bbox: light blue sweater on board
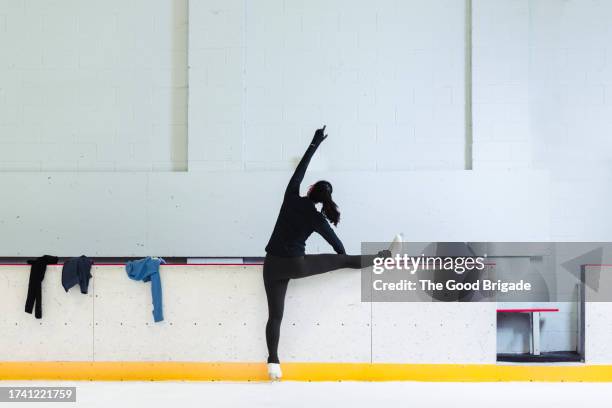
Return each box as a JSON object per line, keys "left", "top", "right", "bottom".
{"left": 126, "top": 257, "right": 165, "bottom": 322}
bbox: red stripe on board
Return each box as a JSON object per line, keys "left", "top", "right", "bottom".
{"left": 0, "top": 263, "right": 263, "bottom": 267}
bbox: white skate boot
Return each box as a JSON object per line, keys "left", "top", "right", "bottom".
{"left": 388, "top": 233, "right": 404, "bottom": 257}
{"left": 267, "top": 363, "right": 282, "bottom": 381}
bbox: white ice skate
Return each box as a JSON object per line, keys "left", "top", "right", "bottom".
{"left": 267, "top": 363, "right": 282, "bottom": 381}
{"left": 388, "top": 233, "right": 404, "bottom": 257}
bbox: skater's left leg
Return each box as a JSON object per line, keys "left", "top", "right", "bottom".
{"left": 287, "top": 252, "right": 384, "bottom": 279}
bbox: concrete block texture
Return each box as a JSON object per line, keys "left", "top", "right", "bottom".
{"left": 0, "top": 264, "right": 490, "bottom": 363}
{"left": 188, "top": 0, "right": 467, "bottom": 172}
{"left": 0, "top": 0, "right": 188, "bottom": 171}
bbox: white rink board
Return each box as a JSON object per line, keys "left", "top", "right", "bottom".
{"left": 583, "top": 266, "right": 612, "bottom": 364}
{"left": 0, "top": 264, "right": 500, "bottom": 363}
{"left": 372, "top": 303, "right": 497, "bottom": 363}
{"left": 4, "top": 264, "right": 611, "bottom": 363}
{"left": 584, "top": 303, "right": 612, "bottom": 364}
{"left": 92, "top": 265, "right": 268, "bottom": 362}
{"left": 0, "top": 266, "right": 94, "bottom": 361}
{"left": 281, "top": 269, "right": 371, "bottom": 362}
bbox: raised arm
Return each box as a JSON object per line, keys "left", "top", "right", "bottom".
{"left": 285, "top": 126, "right": 328, "bottom": 197}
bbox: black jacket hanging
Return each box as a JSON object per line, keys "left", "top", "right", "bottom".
{"left": 25, "top": 255, "right": 58, "bottom": 319}
{"left": 62, "top": 255, "right": 93, "bottom": 294}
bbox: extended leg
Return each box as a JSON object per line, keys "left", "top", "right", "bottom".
{"left": 288, "top": 252, "right": 386, "bottom": 279}
{"left": 264, "top": 276, "right": 289, "bottom": 364}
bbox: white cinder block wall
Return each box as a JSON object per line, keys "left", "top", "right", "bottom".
{"left": 189, "top": 0, "right": 466, "bottom": 172}
{"left": 473, "top": 0, "right": 612, "bottom": 355}
{"left": 529, "top": 0, "right": 612, "bottom": 241}
{"left": 0, "top": 0, "right": 188, "bottom": 171}
{"left": 472, "top": 0, "right": 531, "bottom": 169}
{"left": 2, "top": 1, "right": 610, "bottom": 246}
{"left": 474, "top": 0, "right": 612, "bottom": 240}
{"left": 2, "top": 0, "right": 554, "bottom": 259}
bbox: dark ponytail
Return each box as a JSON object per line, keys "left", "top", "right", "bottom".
{"left": 308, "top": 180, "right": 340, "bottom": 226}
{"left": 321, "top": 190, "right": 340, "bottom": 226}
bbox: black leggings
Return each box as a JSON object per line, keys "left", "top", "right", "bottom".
{"left": 263, "top": 252, "right": 383, "bottom": 364}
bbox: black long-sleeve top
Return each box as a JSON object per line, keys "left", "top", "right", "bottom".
{"left": 265, "top": 140, "right": 345, "bottom": 257}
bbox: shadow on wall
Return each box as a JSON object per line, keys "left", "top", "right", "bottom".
{"left": 171, "top": 0, "right": 189, "bottom": 172}
{"left": 497, "top": 313, "right": 531, "bottom": 353}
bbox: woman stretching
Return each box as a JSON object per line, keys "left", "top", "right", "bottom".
{"left": 263, "top": 125, "right": 402, "bottom": 380}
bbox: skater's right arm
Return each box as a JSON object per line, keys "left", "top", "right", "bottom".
{"left": 313, "top": 213, "right": 346, "bottom": 254}
{"left": 285, "top": 126, "right": 327, "bottom": 197}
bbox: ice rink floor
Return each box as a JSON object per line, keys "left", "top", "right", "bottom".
{"left": 1, "top": 381, "right": 612, "bottom": 407}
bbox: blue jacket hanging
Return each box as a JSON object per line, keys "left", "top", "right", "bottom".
{"left": 62, "top": 255, "right": 93, "bottom": 294}
{"left": 126, "top": 257, "right": 165, "bottom": 322}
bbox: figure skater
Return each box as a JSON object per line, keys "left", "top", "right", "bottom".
{"left": 263, "top": 125, "right": 402, "bottom": 380}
